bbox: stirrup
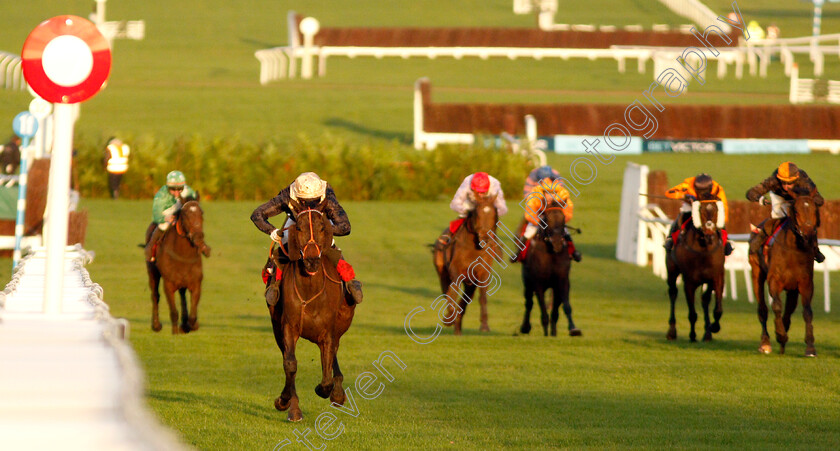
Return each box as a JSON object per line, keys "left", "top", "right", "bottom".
{"left": 571, "top": 250, "right": 582, "bottom": 262}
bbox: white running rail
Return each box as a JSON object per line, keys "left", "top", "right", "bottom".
{"left": 656, "top": 0, "right": 730, "bottom": 32}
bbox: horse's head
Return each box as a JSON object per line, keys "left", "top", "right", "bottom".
{"left": 469, "top": 193, "right": 498, "bottom": 248}
{"left": 539, "top": 199, "right": 567, "bottom": 253}
{"left": 790, "top": 189, "right": 818, "bottom": 241}
{"left": 691, "top": 196, "right": 724, "bottom": 238}
{"left": 178, "top": 200, "right": 210, "bottom": 257}
{"left": 289, "top": 199, "right": 332, "bottom": 275}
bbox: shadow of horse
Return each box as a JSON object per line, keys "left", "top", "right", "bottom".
{"left": 433, "top": 194, "right": 500, "bottom": 335}
{"left": 666, "top": 197, "right": 725, "bottom": 342}
{"left": 146, "top": 198, "right": 211, "bottom": 334}
{"left": 750, "top": 193, "right": 819, "bottom": 357}
{"left": 520, "top": 199, "right": 580, "bottom": 337}
{"left": 269, "top": 199, "right": 356, "bottom": 422}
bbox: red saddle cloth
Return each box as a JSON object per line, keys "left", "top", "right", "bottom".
{"left": 449, "top": 218, "right": 465, "bottom": 234}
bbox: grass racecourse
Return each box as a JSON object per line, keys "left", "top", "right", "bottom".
{"left": 3, "top": 1, "right": 840, "bottom": 450}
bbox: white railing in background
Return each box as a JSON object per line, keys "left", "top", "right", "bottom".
{"left": 0, "top": 52, "right": 26, "bottom": 91}
{"left": 656, "top": 0, "right": 730, "bottom": 33}
{"left": 789, "top": 62, "right": 840, "bottom": 104}
{"left": 0, "top": 246, "right": 186, "bottom": 450}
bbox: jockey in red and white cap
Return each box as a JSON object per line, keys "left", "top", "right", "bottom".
{"left": 436, "top": 172, "right": 507, "bottom": 246}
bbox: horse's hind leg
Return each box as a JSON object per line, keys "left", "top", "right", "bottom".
{"left": 147, "top": 263, "right": 163, "bottom": 332}
{"left": 276, "top": 322, "right": 302, "bottom": 422}
{"left": 314, "top": 338, "right": 335, "bottom": 400}
{"left": 535, "top": 287, "right": 549, "bottom": 336}
{"left": 710, "top": 276, "right": 724, "bottom": 335}
{"left": 329, "top": 346, "right": 346, "bottom": 405}
{"left": 520, "top": 282, "right": 534, "bottom": 334}
{"left": 454, "top": 283, "right": 476, "bottom": 336}
{"left": 768, "top": 283, "right": 787, "bottom": 354}
{"left": 477, "top": 286, "right": 490, "bottom": 333}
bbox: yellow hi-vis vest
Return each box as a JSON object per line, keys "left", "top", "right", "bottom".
{"left": 106, "top": 143, "right": 130, "bottom": 174}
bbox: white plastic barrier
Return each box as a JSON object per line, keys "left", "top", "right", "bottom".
{"left": 0, "top": 52, "right": 26, "bottom": 91}
{"left": 0, "top": 246, "right": 185, "bottom": 450}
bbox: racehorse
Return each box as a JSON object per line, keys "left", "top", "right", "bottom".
{"left": 749, "top": 192, "right": 819, "bottom": 356}
{"left": 433, "top": 193, "right": 500, "bottom": 335}
{"left": 146, "top": 198, "right": 211, "bottom": 334}
{"left": 666, "top": 197, "right": 725, "bottom": 342}
{"left": 520, "top": 199, "right": 580, "bottom": 337}
{"left": 270, "top": 199, "right": 355, "bottom": 422}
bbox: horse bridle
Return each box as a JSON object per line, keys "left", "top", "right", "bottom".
{"left": 296, "top": 208, "right": 325, "bottom": 262}
{"left": 175, "top": 204, "right": 203, "bottom": 249}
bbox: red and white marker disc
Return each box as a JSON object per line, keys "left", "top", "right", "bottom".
{"left": 22, "top": 15, "right": 111, "bottom": 104}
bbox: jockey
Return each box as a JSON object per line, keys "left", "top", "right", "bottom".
{"left": 145, "top": 170, "right": 199, "bottom": 262}
{"left": 746, "top": 162, "right": 825, "bottom": 262}
{"left": 250, "top": 172, "right": 363, "bottom": 305}
{"left": 522, "top": 165, "right": 560, "bottom": 198}
{"left": 663, "top": 173, "right": 733, "bottom": 256}
{"left": 514, "top": 173, "right": 581, "bottom": 262}
{"left": 436, "top": 172, "right": 508, "bottom": 246}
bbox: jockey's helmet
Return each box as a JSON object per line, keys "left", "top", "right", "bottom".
{"left": 534, "top": 165, "right": 556, "bottom": 182}
{"left": 777, "top": 162, "right": 799, "bottom": 182}
{"left": 290, "top": 172, "right": 327, "bottom": 202}
{"left": 470, "top": 172, "right": 490, "bottom": 194}
{"left": 166, "top": 170, "right": 186, "bottom": 188}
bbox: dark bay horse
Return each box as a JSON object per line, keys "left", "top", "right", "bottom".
{"left": 520, "top": 199, "right": 580, "bottom": 337}
{"left": 750, "top": 193, "right": 819, "bottom": 356}
{"left": 666, "top": 198, "right": 725, "bottom": 342}
{"left": 147, "top": 200, "right": 211, "bottom": 334}
{"left": 433, "top": 194, "right": 500, "bottom": 335}
{"left": 270, "top": 199, "right": 355, "bottom": 422}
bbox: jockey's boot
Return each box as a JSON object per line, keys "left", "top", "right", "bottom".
{"left": 814, "top": 241, "right": 826, "bottom": 263}
{"left": 566, "top": 233, "right": 582, "bottom": 262}
{"left": 346, "top": 280, "right": 363, "bottom": 304}
{"left": 663, "top": 219, "right": 680, "bottom": 253}
{"left": 434, "top": 228, "right": 453, "bottom": 253}
{"left": 145, "top": 227, "right": 166, "bottom": 262}
{"left": 511, "top": 232, "right": 527, "bottom": 263}
{"left": 724, "top": 241, "right": 733, "bottom": 256}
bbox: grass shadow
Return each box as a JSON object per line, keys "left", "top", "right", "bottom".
{"left": 323, "top": 117, "right": 412, "bottom": 143}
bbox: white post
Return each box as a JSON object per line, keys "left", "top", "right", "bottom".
{"left": 413, "top": 78, "right": 426, "bottom": 150}
{"left": 790, "top": 63, "right": 799, "bottom": 104}
{"left": 43, "top": 103, "right": 74, "bottom": 315}
{"left": 299, "top": 17, "right": 320, "bottom": 80}
{"left": 94, "top": 0, "right": 107, "bottom": 26}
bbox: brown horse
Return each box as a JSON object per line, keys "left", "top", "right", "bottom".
{"left": 666, "top": 197, "right": 725, "bottom": 342}
{"left": 270, "top": 199, "right": 355, "bottom": 422}
{"left": 433, "top": 194, "right": 500, "bottom": 335}
{"left": 146, "top": 199, "right": 211, "bottom": 334}
{"left": 750, "top": 193, "right": 819, "bottom": 356}
{"left": 520, "top": 199, "right": 580, "bottom": 337}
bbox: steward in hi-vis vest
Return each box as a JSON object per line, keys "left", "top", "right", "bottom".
{"left": 104, "top": 137, "right": 130, "bottom": 199}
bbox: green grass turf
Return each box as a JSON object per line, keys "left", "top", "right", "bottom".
{"left": 2, "top": 1, "right": 840, "bottom": 144}
{"left": 2, "top": 152, "right": 840, "bottom": 449}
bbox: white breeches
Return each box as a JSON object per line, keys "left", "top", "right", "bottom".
{"left": 769, "top": 192, "right": 790, "bottom": 219}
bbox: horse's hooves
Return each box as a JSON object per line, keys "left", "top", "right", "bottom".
{"left": 315, "top": 384, "right": 333, "bottom": 399}
{"left": 454, "top": 329, "right": 462, "bottom": 336}
{"left": 779, "top": 345, "right": 786, "bottom": 355}
{"left": 758, "top": 344, "right": 772, "bottom": 354}
{"left": 709, "top": 323, "right": 721, "bottom": 333}
{"left": 666, "top": 330, "right": 676, "bottom": 341}
{"left": 287, "top": 410, "right": 303, "bottom": 422}
{"left": 805, "top": 348, "right": 817, "bottom": 358}
{"left": 274, "top": 396, "right": 290, "bottom": 411}
{"left": 330, "top": 389, "right": 346, "bottom": 406}
{"left": 151, "top": 322, "right": 162, "bottom": 332}
{"left": 569, "top": 329, "right": 582, "bottom": 337}
{"left": 520, "top": 324, "right": 531, "bottom": 334}
{"left": 702, "top": 335, "right": 713, "bottom": 342}
{"left": 479, "top": 325, "right": 490, "bottom": 333}
{"left": 180, "top": 324, "right": 191, "bottom": 334}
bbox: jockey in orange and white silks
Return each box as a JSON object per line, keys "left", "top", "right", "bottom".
{"left": 522, "top": 165, "right": 561, "bottom": 198}
{"left": 514, "top": 175, "right": 581, "bottom": 262}
{"left": 663, "top": 173, "right": 732, "bottom": 256}
{"left": 250, "top": 172, "right": 363, "bottom": 305}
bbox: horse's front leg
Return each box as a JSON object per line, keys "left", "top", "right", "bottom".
{"left": 520, "top": 282, "right": 534, "bottom": 335}
{"left": 710, "top": 275, "right": 724, "bottom": 335}
{"left": 186, "top": 281, "right": 202, "bottom": 332}
{"left": 666, "top": 264, "right": 679, "bottom": 341}
{"left": 454, "top": 283, "right": 476, "bottom": 335}
{"left": 162, "top": 280, "right": 181, "bottom": 334}
{"left": 315, "top": 338, "right": 335, "bottom": 400}
{"left": 684, "top": 281, "right": 699, "bottom": 342}
{"left": 534, "top": 285, "right": 549, "bottom": 336}
{"left": 768, "top": 281, "right": 788, "bottom": 354}
{"left": 752, "top": 257, "right": 771, "bottom": 354}
{"left": 147, "top": 263, "right": 162, "bottom": 332}
{"left": 701, "top": 284, "right": 713, "bottom": 342}
{"left": 477, "top": 284, "right": 490, "bottom": 333}
{"left": 557, "top": 277, "right": 579, "bottom": 337}
{"left": 275, "top": 320, "right": 302, "bottom": 422}
{"left": 329, "top": 345, "right": 346, "bottom": 406}
{"left": 800, "top": 282, "right": 816, "bottom": 357}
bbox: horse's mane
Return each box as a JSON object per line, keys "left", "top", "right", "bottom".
{"left": 791, "top": 186, "right": 812, "bottom": 197}
{"left": 183, "top": 191, "right": 200, "bottom": 203}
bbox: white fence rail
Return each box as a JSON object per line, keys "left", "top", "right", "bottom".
{"left": 0, "top": 52, "right": 26, "bottom": 91}
{"left": 789, "top": 63, "right": 840, "bottom": 104}
{"left": 0, "top": 246, "right": 186, "bottom": 450}
{"left": 656, "top": 0, "right": 730, "bottom": 32}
